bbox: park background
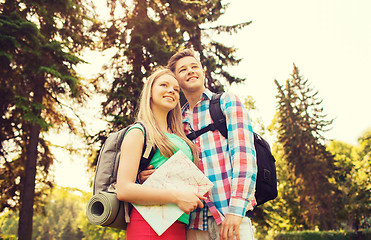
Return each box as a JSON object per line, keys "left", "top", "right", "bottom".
{"left": 56, "top": 0, "right": 371, "bottom": 192}
{"left": 0, "top": 0, "right": 370, "bottom": 239}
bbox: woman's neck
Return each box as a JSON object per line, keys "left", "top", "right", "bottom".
{"left": 152, "top": 109, "right": 170, "bottom": 133}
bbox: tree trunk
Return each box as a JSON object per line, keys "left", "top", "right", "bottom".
{"left": 18, "top": 123, "right": 41, "bottom": 240}
{"left": 18, "top": 80, "right": 43, "bottom": 240}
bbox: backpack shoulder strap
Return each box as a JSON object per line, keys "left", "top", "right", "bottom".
{"left": 209, "top": 93, "right": 228, "bottom": 139}
{"left": 136, "top": 122, "right": 156, "bottom": 172}
{"left": 186, "top": 93, "right": 228, "bottom": 141}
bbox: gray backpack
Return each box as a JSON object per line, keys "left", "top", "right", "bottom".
{"left": 86, "top": 122, "right": 155, "bottom": 229}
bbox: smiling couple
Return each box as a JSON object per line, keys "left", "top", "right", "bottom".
{"left": 116, "top": 49, "right": 257, "bottom": 240}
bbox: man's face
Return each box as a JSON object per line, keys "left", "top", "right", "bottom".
{"left": 174, "top": 56, "right": 205, "bottom": 93}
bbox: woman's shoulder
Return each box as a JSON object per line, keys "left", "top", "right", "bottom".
{"left": 129, "top": 122, "right": 145, "bottom": 132}
{"left": 124, "top": 122, "right": 146, "bottom": 138}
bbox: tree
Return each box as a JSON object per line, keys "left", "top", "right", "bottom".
{"left": 327, "top": 129, "right": 371, "bottom": 231}
{"left": 0, "top": 0, "right": 97, "bottom": 239}
{"left": 32, "top": 187, "right": 85, "bottom": 240}
{"left": 0, "top": 187, "right": 125, "bottom": 239}
{"left": 92, "top": 0, "right": 250, "bottom": 137}
{"left": 274, "top": 64, "right": 340, "bottom": 230}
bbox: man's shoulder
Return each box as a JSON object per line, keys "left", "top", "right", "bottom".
{"left": 219, "top": 91, "right": 241, "bottom": 104}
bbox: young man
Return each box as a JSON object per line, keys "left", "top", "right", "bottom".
{"left": 141, "top": 49, "right": 257, "bottom": 240}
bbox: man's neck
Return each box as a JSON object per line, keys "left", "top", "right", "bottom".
{"left": 183, "top": 87, "right": 206, "bottom": 109}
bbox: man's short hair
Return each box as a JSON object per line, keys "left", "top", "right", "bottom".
{"left": 167, "top": 49, "right": 200, "bottom": 73}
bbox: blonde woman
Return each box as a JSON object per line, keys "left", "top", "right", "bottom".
{"left": 116, "top": 68, "right": 205, "bottom": 239}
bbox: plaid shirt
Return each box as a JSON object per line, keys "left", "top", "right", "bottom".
{"left": 182, "top": 89, "right": 257, "bottom": 231}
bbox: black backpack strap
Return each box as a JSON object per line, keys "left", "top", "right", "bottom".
{"left": 186, "top": 122, "right": 218, "bottom": 141}
{"left": 136, "top": 122, "right": 156, "bottom": 172}
{"left": 209, "top": 93, "right": 228, "bottom": 139}
{"left": 186, "top": 93, "right": 228, "bottom": 141}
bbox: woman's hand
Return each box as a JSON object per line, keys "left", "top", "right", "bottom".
{"left": 173, "top": 191, "right": 206, "bottom": 214}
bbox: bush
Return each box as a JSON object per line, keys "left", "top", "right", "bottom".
{"left": 275, "top": 229, "right": 371, "bottom": 240}
{"left": 0, "top": 234, "right": 17, "bottom": 240}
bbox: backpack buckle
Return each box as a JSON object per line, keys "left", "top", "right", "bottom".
{"left": 187, "top": 131, "right": 197, "bottom": 141}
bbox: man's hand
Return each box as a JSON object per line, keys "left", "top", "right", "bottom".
{"left": 219, "top": 214, "right": 243, "bottom": 240}
{"left": 138, "top": 165, "right": 156, "bottom": 183}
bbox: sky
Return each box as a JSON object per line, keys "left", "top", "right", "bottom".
{"left": 54, "top": 0, "right": 371, "bottom": 191}
{"left": 220, "top": 0, "right": 371, "bottom": 145}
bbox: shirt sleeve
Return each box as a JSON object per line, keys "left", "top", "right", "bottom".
{"left": 125, "top": 123, "right": 145, "bottom": 137}
{"left": 220, "top": 93, "right": 257, "bottom": 216}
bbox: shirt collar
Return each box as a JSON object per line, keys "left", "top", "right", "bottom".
{"left": 203, "top": 89, "right": 213, "bottom": 100}
{"left": 181, "top": 89, "right": 213, "bottom": 113}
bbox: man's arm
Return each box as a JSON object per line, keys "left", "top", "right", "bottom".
{"left": 218, "top": 93, "right": 257, "bottom": 239}
{"left": 222, "top": 92, "right": 257, "bottom": 216}
{"left": 137, "top": 165, "right": 156, "bottom": 183}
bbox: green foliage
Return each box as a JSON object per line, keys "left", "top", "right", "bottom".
{"left": 97, "top": 0, "right": 249, "bottom": 131}
{"left": 327, "top": 130, "right": 371, "bottom": 230}
{"left": 266, "top": 63, "right": 371, "bottom": 236}
{"left": 0, "top": 0, "right": 98, "bottom": 238}
{"left": 0, "top": 186, "right": 126, "bottom": 239}
{"left": 275, "top": 229, "right": 371, "bottom": 240}
{"left": 273, "top": 64, "right": 340, "bottom": 230}
{"left": 1, "top": 1, "right": 88, "bottom": 212}
{"left": 0, "top": 211, "right": 18, "bottom": 238}
{"left": 89, "top": 0, "right": 251, "bottom": 169}
{"left": 15, "top": 96, "right": 51, "bottom": 131}
{"left": 0, "top": 234, "right": 17, "bottom": 240}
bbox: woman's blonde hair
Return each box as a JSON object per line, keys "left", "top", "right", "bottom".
{"left": 136, "top": 67, "right": 199, "bottom": 164}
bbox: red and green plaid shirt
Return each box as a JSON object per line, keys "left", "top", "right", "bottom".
{"left": 182, "top": 89, "right": 257, "bottom": 231}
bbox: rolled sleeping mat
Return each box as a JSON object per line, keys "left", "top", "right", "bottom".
{"left": 86, "top": 192, "right": 128, "bottom": 230}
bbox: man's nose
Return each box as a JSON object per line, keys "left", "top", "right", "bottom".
{"left": 186, "top": 66, "right": 194, "bottom": 74}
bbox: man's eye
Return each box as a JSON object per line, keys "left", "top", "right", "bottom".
{"left": 174, "top": 88, "right": 180, "bottom": 92}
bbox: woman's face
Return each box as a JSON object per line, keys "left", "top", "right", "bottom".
{"left": 151, "top": 74, "right": 180, "bottom": 112}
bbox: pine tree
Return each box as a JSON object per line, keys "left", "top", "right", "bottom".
{"left": 0, "top": 1, "right": 97, "bottom": 239}
{"left": 95, "top": 0, "right": 250, "bottom": 134}
{"left": 274, "top": 64, "right": 340, "bottom": 230}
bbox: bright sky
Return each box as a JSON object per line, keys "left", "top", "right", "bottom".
{"left": 54, "top": 0, "right": 371, "bottom": 191}
{"left": 222, "top": 0, "right": 371, "bottom": 145}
